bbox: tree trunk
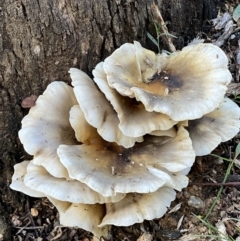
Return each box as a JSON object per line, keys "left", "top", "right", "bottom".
{"left": 0, "top": 0, "right": 224, "bottom": 239}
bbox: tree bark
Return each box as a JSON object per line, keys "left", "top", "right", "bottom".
{"left": 0, "top": 0, "right": 224, "bottom": 239}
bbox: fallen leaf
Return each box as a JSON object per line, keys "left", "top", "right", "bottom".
{"left": 21, "top": 95, "right": 38, "bottom": 108}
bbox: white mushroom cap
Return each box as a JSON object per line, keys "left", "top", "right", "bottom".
{"left": 19, "top": 82, "right": 78, "bottom": 178}
{"left": 103, "top": 42, "right": 231, "bottom": 121}
{"left": 48, "top": 197, "right": 109, "bottom": 238}
{"left": 187, "top": 97, "right": 240, "bottom": 156}
{"left": 10, "top": 161, "right": 45, "bottom": 197}
{"left": 93, "top": 62, "right": 177, "bottom": 137}
{"left": 69, "top": 68, "right": 142, "bottom": 148}
{"left": 99, "top": 187, "right": 176, "bottom": 227}
{"left": 24, "top": 162, "right": 125, "bottom": 204}
{"left": 57, "top": 126, "right": 194, "bottom": 197}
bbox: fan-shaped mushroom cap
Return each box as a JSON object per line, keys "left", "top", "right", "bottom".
{"left": 99, "top": 187, "right": 175, "bottom": 227}
{"left": 187, "top": 97, "right": 240, "bottom": 156}
{"left": 19, "top": 82, "right": 78, "bottom": 178}
{"left": 93, "top": 62, "right": 177, "bottom": 137}
{"left": 57, "top": 126, "right": 194, "bottom": 197}
{"left": 103, "top": 42, "right": 231, "bottom": 121}
{"left": 69, "top": 68, "right": 142, "bottom": 148}
{"left": 10, "top": 161, "right": 45, "bottom": 197}
{"left": 24, "top": 162, "right": 125, "bottom": 204}
{"left": 48, "top": 197, "right": 109, "bottom": 238}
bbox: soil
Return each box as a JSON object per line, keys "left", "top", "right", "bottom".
{"left": 7, "top": 6, "right": 240, "bottom": 241}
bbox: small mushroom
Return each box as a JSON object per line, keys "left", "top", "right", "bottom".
{"left": 57, "top": 126, "right": 195, "bottom": 197}
{"left": 93, "top": 62, "right": 177, "bottom": 138}
{"left": 69, "top": 68, "right": 142, "bottom": 148}
{"left": 48, "top": 196, "right": 109, "bottom": 238}
{"left": 18, "top": 82, "right": 79, "bottom": 178}
{"left": 103, "top": 42, "right": 231, "bottom": 121}
{"left": 187, "top": 97, "right": 240, "bottom": 156}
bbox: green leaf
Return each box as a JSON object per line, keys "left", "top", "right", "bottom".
{"left": 146, "top": 32, "right": 159, "bottom": 48}
{"left": 210, "top": 154, "right": 231, "bottom": 162}
{"left": 159, "top": 32, "right": 178, "bottom": 38}
{"left": 233, "top": 4, "right": 240, "bottom": 22}
{"left": 161, "top": 49, "right": 172, "bottom": 55}
{"left": 234, "top": 142, "right": 240, "bottom": 158}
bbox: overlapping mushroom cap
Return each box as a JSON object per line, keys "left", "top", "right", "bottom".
{"left": 58, "top": 126, "right": 194, "bottom": 197}
{"left": 10, "top": 41, "right": 240, "bottom": 238}
{"left": 102, "top": 41, "right": 231, "bottom": 121}
{"left": 18, "top": 82, "right": 78, "bottom": 178}
{"left": 187, "top": 97, "right": 240, "bottom": 156}
{"left": 92, "top": 62, "right": 177, "bottom": 138}
{"left": 69, "top": 68, "right": 143, "bottom": 148}
{"left": 11, "top": 79, "right": 196, "bottom": 237}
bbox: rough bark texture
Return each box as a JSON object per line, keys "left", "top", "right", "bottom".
{"left": 161, "top": 0, "right": 223, "bottom": 48}
{"left": 0, "top": 0, "right": 224, "bottom": 239}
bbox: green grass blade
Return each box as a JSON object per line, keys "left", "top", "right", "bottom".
{"left": 146, "top": 31, "right": 159, "bottom": 48}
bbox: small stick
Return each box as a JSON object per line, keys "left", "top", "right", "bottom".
{"left": 14, "top": 226, "right": 45, "bottom": 230}
{"left": 189, "top": 182, "right": 240, "bottom": 186}
{"left": 151, "top": 3, "right": 176, "bottom": 52}
{"left": 16, "top": 220, "right": 31, "bottom": 235}
{"left": 26, "top": 197, "right": 39, "bottom": 237}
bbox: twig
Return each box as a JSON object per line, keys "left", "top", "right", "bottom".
{"left": 151, "top": 3, "right": 176, "bottom": 52}
{"left": 16, "top": 220, "right": 31, "bottom": 235}
{"left": 190, "top": 182, "right": 240, "bottom": 186}
{"left": 204, "top": 157, "right": 235, "bottom": 220}
{"left": 50, "top": 226, "right": 63, "bottom": 241}
{"left": 14, "top": 226, "right": 45, "bottom": 230}
{"left": 26, "top": 197, "right": 39, "bottom": 237}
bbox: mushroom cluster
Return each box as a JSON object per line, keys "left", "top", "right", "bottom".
{"left": 11, "top": 42, "right": 240, "bottom": 238}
